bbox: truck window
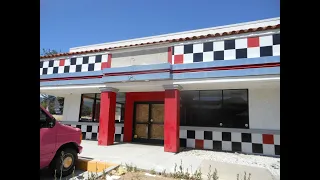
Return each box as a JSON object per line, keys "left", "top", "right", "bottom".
{"left": 40, "top": 109, "right": 51, "bottom": 128}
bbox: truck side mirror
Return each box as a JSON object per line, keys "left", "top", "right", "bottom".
{"left": 48, "top": 121, "right": 54, "bottom": 128}
{"left": 48, "top": 117, "right": 56, "bottom": 128}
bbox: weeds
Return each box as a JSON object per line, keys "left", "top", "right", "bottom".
{"left": 53, "top": 151, "right": 65, "bottom": 180}
{"left": 211, "top": 168, "right": 219, "bottom": 180}
{"left": 83, "top": 162, "right": 100, "bottom": 180}
{"left": 50, "top": 157, "right": 258, "bottom": 180}
{"left": 54, "top": 169, "right": 57, "bottom": 180}
{"left": 125, "top": 163, "right": 132, "bottom": 171}
{"left": 150, "top": 168, "right": 156, "bottom": 175}
{"left": 185, "top": 168, "right": 190, "bottom": 179}
{"left": 237, "top": 171, "right": 251, "bottom": 180}
{"left": 59, "top": 151, "right": 64, "bottom": 180}
{"left": 125, "top": 163, "right": 138, "bottom": 172}
{"left": 193, "top": 169, "right": 202, "bottom": 180}
{"left": 169, "top": 160, "right": 203, "bottom": 180}
{"left": 96, "top": 162, "right": 98, "bottom": 174}
{"left": 207, "top": 165, "right": 219, "bottom": 180}
{"left": 133, "top": 165, "right": 138, "bottom": 172}
{"left": 161, "top": 169, "right": 167, "bottom": 177}
{"left": 87, "top": 172, "right": 98, "bottom": 180}
{"left": 72, "top": 166, "right": 75, "bottom": 178}
{"left": 101, "top": 161, "right": 107, "bottom": 178}
{"left": 132, "top": 173, "right": 142, "bottom": 180}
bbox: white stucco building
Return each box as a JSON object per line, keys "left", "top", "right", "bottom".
{"left": 40, "top": 17, "right": 280, "bottom": 156}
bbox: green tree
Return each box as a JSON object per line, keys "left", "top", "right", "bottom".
{"left": 56, "top": 97, "right": 64, "bottom": 113}
{"left": 81, "top": 105, "right": 92, "bottom": 116}
{"left": 40, "top": 94, "right": 56, "bottom": 112}
{"left": 41, "top": 48, "right": 61, "bottom": 56}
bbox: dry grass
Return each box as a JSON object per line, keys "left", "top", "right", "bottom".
{"left": 97, "top": 165, "right": 176, "bottom": 180}
{"left": 107, "top": 172, "right": 176, "bottom": 180}
{"left": 55, "top": 161, "right": 252, "bottom": 180}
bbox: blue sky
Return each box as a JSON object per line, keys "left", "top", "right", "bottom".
{"left": 40, "top": 0, "right": 279, "bottom": 54}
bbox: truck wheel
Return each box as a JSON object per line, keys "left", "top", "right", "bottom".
{"left": 51, "top": 148, "right": 78, "bottom": 177}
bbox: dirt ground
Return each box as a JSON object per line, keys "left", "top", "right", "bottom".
{"left": 114, "top": 172, "right": 176, "bottom": 180}
{"left": 98, "top": 168, "right": 176, "bottom": 180}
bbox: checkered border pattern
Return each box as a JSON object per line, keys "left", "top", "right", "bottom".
{"left": 65, "top": 124, "right": 124, "bottom": 142}
{"left": 172, "top": 33, "right": 280, "bottom": 64}
{"left": 180, "top": 129, "right": 280, "bottom": 156}
{"left": 40, "top": 54, "right": 109, "bottom": 75}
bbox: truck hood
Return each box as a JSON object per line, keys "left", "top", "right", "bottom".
{"left": 56, "top": 122, "right": 82, "bottom": 145}
{"left": 58, "top": 122, "right": 81, "bottom": 133}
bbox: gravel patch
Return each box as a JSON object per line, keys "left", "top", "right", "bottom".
{"left": 177, "top": 149, "right": 280, "bottom": 177}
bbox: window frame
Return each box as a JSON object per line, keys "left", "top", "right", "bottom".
{"left": 78, "top": 94, "right": 97, "bottom": 123}
{"left": 115, "top": 102, "right": 125, "bottom": 123}
{"left": 78, "top": 93, "right": 125, "bottom": 123}
{"left": 180, "top": 89, "right": 249, "bottom": 129}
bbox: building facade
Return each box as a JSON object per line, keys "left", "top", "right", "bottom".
{"left": 40, "top": 17, "right": 280, "bottom": 156}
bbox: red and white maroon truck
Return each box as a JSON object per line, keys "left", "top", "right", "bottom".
{"left": 40, "top": 105, "right": 83, "bottom": 177}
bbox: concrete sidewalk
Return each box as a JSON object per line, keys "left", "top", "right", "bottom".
{"left": 79, "top": 140, "right": 278, "bottom": 180}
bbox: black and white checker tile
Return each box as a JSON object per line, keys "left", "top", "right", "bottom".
{"left": 40, "top": 54, "right": 108, "bottom": 75}
{"left": 64, "top": 124, "right": 124, "bottom": 142}
{"left": 180, "top": 129, "right": 280, "bottom": 156}
{"left": 172, "top": 33, "right": 280, "bottom": 64}
{"left": 114, "top": 125, "right": 124, "bottom": 142}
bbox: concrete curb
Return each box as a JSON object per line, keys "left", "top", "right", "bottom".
{"left": 69, "top": 165, "right": 120, "bottom": 180}
{"left": 68, "top": 157, "right": 120, "bottom": 180}
{"left": 76, "top": 157, "right": 118, "bottom": 173}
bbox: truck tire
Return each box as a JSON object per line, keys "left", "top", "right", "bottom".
{"left": 51, "top": 148, "right": 78, "bottom": 177}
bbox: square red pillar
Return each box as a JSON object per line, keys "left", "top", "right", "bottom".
{"left": 98, "top": 87, "right": 118, "bottom": 146}
{"left": 164, "top": 84, "right": 182, "bottom": 153}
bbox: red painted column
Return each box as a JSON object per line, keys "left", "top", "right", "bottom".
{"left": 168, "top": 47, "right": 173, "bottom": 64}
{"left": 107, "top": 54, "right": 112, "bottom": 68}
{"left": 164, "top": 85, "right": 182, "bottom": 153}
{"left": 98, "top": 87, "right": 118, "bottom": 146}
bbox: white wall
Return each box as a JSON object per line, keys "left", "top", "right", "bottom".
{"left": 249, "top": 88, "right": 280, "bottom": 130}
{"left": 111, "top": 48, "right": 168, "bottom": 68}
{"left": 58, "top": 81, "right": 280, "bottom": 129}
{"left": 62, "top": 94, "right": 82, "bottom": 122}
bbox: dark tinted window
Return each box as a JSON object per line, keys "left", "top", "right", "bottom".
{"left": 40, "top": 108, "right": 50, "bottom": 128}
{"left": 40, "top": 109, "right": 47, "bottom": 121}
{"left": 222, "top": 90, "right": 249, "bottom": 128}
{"left": 79, "top": 94, "right": 96, "bottom": 122}
{"left": 180, "top": 89, "right": 249, "bottom": 129}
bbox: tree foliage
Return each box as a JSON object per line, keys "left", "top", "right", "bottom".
{"left": 41, "top": 48, "right": 61, "bottom": 56}
{"left": 81, "top": 105, "right": 92, "bottom": 116}
{"left": 40, "top": 95, "right": 64, "bottom": 114}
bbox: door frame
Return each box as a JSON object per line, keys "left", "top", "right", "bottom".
{"left": 132, "top": 101, "right": 164, "bottom": 145}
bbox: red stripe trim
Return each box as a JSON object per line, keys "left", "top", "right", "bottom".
{"left": 40, "top": 75, "right": 102, "bottom": 82}
{"left": 105, "top": 63, "right": 279, "bottom": 76}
